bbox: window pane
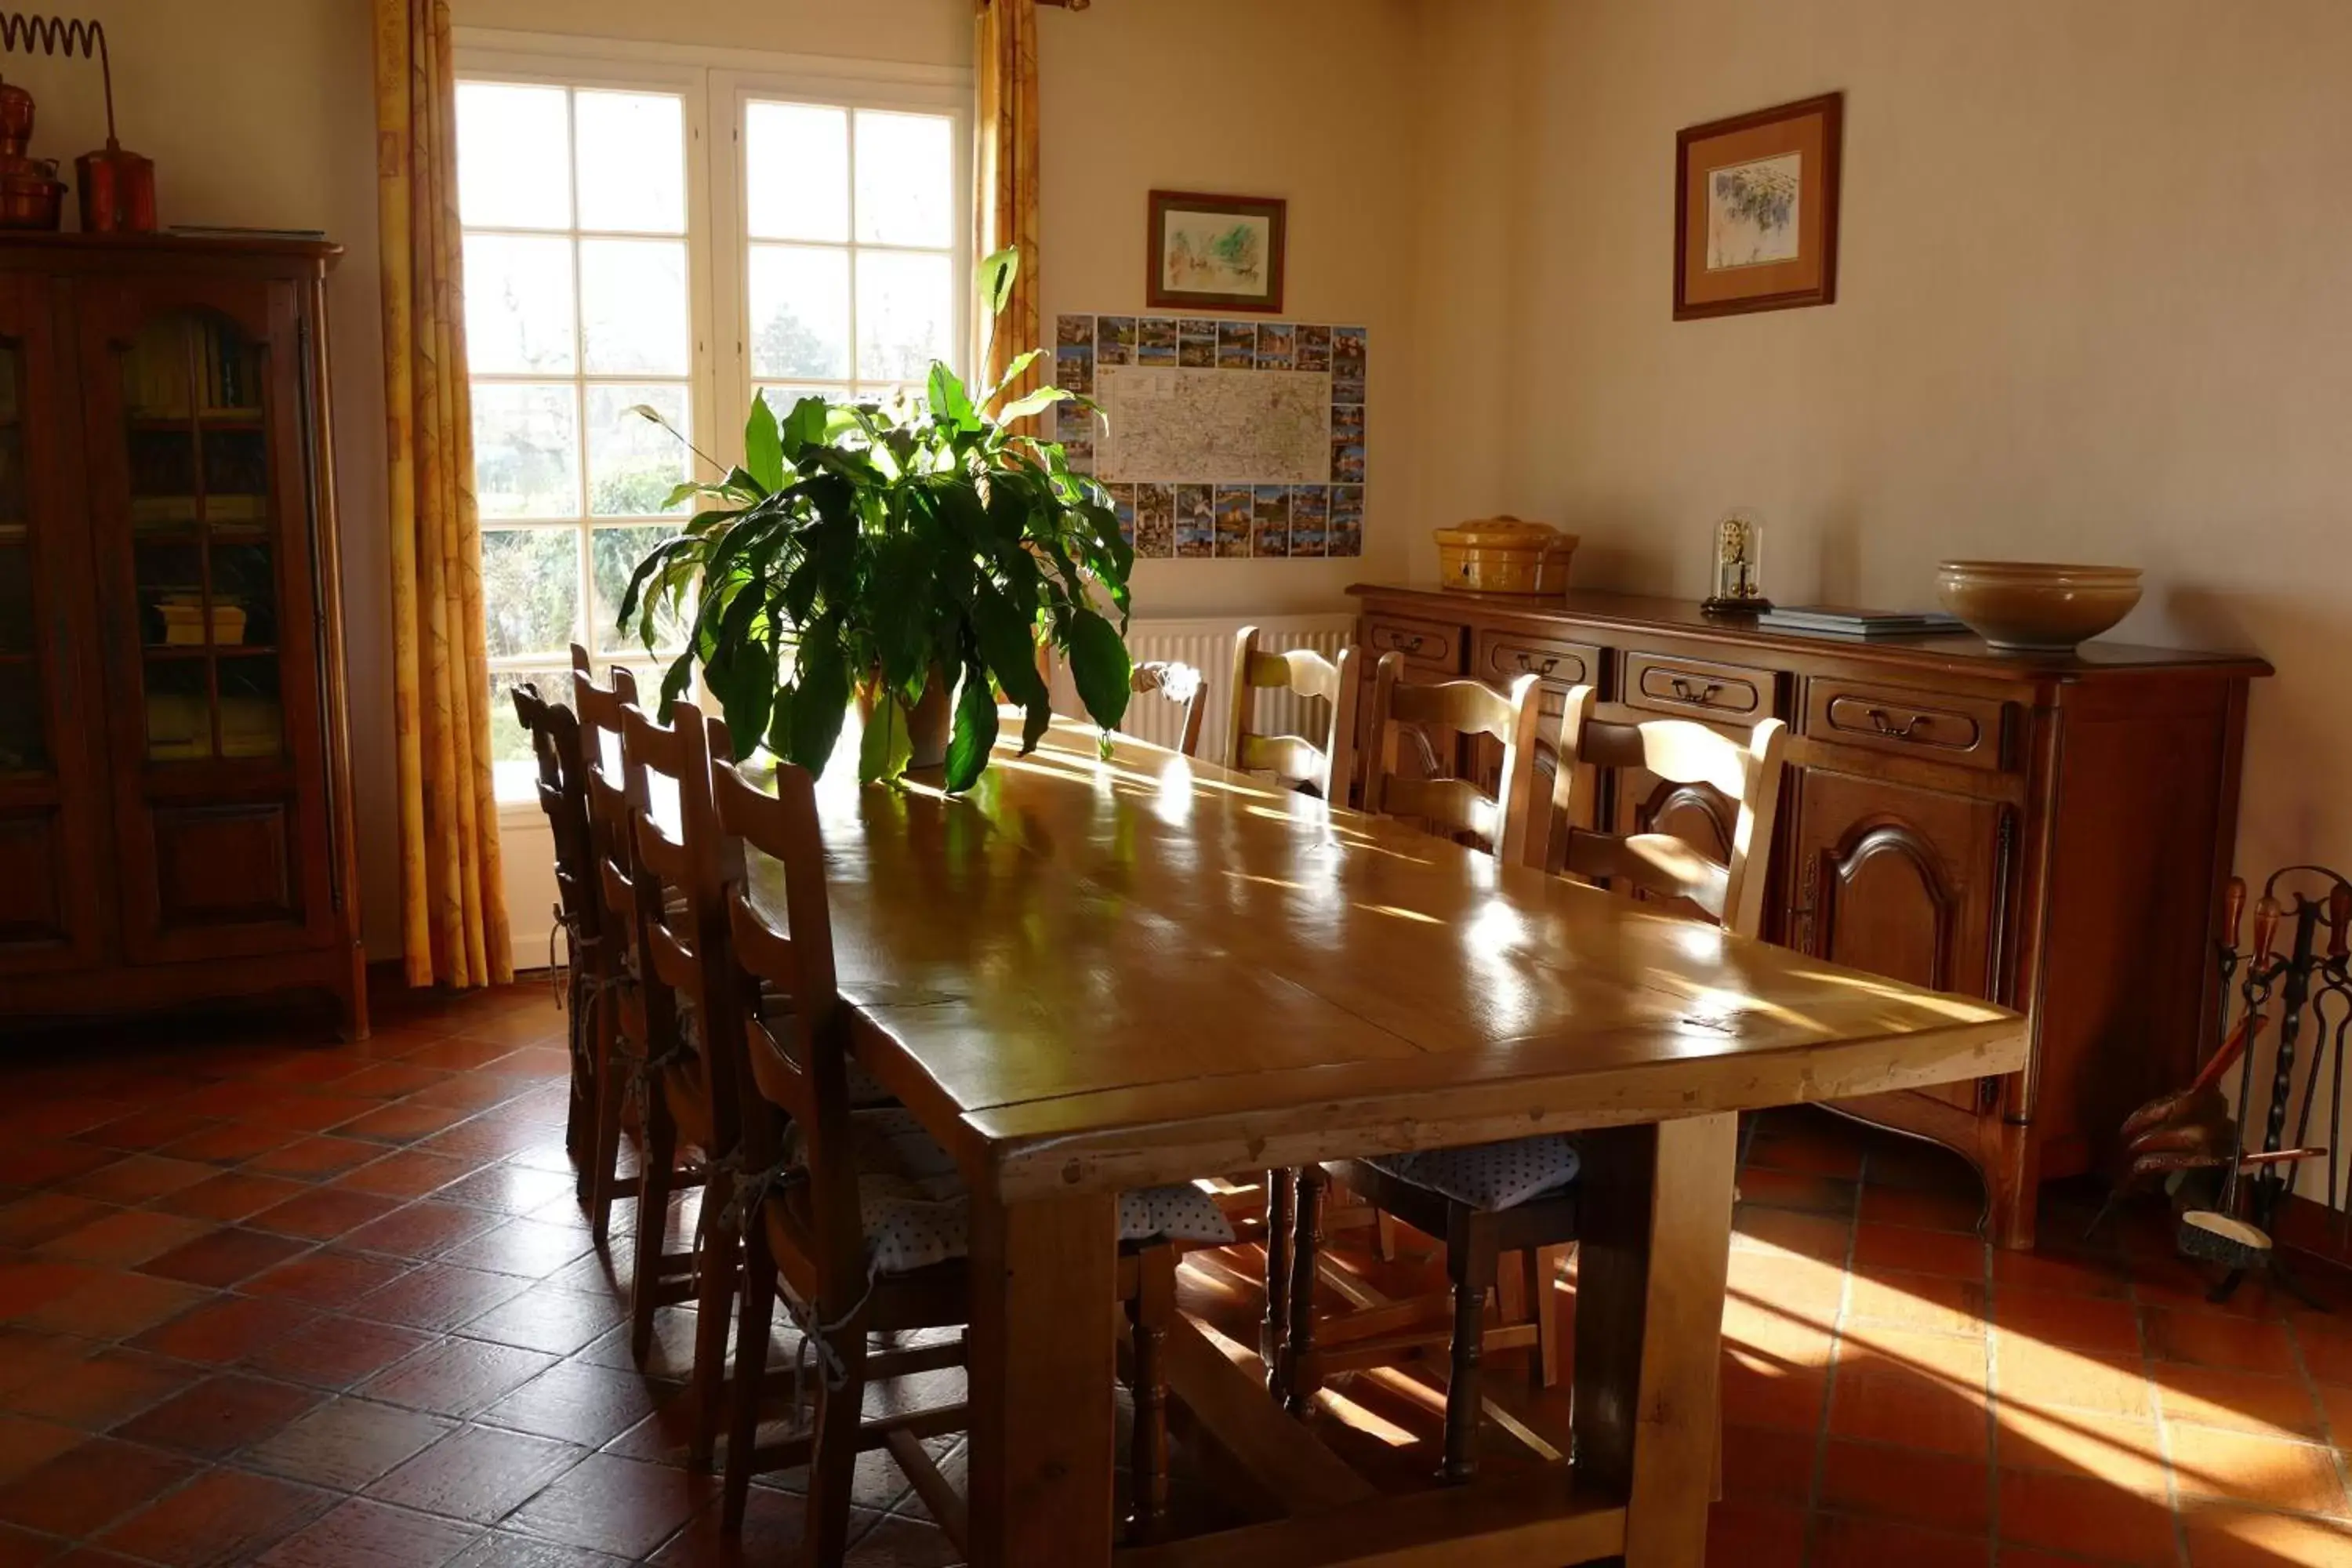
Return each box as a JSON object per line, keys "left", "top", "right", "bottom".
{"left": 473, "top": 383, "right": 581, "bottom": 519}
{"left": 481, "top": 528, "right": 582, "bottom": 658}
{"left": 586, "top": 383, "right": 690, "bottom": 517}
{"left": 579, "top": 238, "right": 689, "bottom": 376}
{"left": 488, "top": 668, "right": 564, "bottom": 774}
{"left": 463, "top": 234, "right": 575, "bottom": 374}
{"left": 575, "top": 91, "right": 685, "bottom": 234}
{"left": 746, "top": 101, "right": 848, "bottom": 242}
{"left": 457, "top": 82, "right": 571, "bottom": 230}
{"left": 856, "top": 249, "right": 952, "bottom": 382}
{"left": 749, "top": 245, "right": 851, "bottom": 379}
{"left": 593, "top": 524, "right": 687, "bottom": 653}
{"left": 855, "top": 111, "right": 952, "bottom": 247}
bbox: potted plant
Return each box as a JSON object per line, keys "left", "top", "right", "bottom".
{"left": 615, "top": 249, "right": 1133, "bottom": 793}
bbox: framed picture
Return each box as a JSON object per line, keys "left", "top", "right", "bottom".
{"left": 1673, "top": 93, "right": 1842, "bottom": 321}
{"left": 1146, "top": 190, "right": 1287, "bottom": 314}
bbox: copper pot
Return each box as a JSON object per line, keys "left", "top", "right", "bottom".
{"left": 0, "top": 158, "right": 62, "bottom": 230}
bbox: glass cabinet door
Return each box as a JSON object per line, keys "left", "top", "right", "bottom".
{"left": 0, "top": 272, "right": 107, "bottom": 972}
{"left": 84, "top": 276, "right": 335, "bottom": 964}
{"left": 121, "top": 310, "right": 285, "bottom": 766}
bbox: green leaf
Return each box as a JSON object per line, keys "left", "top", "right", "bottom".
{"left": 858, "top": 691, "right": 912, "bottom": 786}
{"left": 788, "top": 632, "right": 851, "bottom": 772}
{"left": 1021, "top": 696, "right": 1053, "bottom": 755}
{"left": 764, "top": 684, "right": 796, "bottom": 760}
{"left": 967, "top": 583, "right": 1050, "bottom": 710}
{"left": 978, "top": 348, "right": 1043, "bottom": 411}
{"left": 743, "top": 396, "right": 784, "bottom": 492}
{"left": 996, "top": 385, "right": 1073, "bottom": 423}
{"left": 657, "top": 480, "right": 702, "bottom": 511}
{"left": 978, "top": 245, "right": 1020, "bottom": 320}
{"left": 1065, "top": 607, "right": 1131, "bottom": 731}
{"left": 943, "top": 666, "right": 1000, "bottom": 792}
{"left": 927, "top": 363, "right": 976, "bottom": 430}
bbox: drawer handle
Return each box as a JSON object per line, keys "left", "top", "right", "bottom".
{"left": 1864, "top": 706, "right": 1929, "bottom": 741}
{"left": 1668, "top": 676, "right": 1723, "bottom": 706}
{"left": 1515, "top": 652, "right": 1560, "bottom": 677}
{"left": 1391, "top": 632, "right": 1427, "bottom": 655}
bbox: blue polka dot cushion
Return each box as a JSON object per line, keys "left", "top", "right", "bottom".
{"left": 1367, "top": 1134, "right": 1581, "bottom": 1211}
{"left": 838, "top": 1109, "right": 1233, "bottom": 1274}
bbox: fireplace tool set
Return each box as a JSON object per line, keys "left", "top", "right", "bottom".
{"left": 2106, "top": 868, "right": 2352, "bottom": 1304}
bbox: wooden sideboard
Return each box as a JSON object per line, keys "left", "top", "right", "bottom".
{"left": 1349, "top": 584, "right": 2270, "bottom": 1247}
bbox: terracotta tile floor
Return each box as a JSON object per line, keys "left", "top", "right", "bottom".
{"left": 0, "top": 983, "right": 2347, "bottom": 1565}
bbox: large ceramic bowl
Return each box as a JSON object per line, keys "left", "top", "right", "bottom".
{"left": 1935, "top": 561, "right": 2143, "bottom": 652}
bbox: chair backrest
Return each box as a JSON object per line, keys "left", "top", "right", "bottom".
{"left": 1225, "top": 626, "right": 1361, "bottom": 800}
{"left": 510, "top": 680, "right": 598, "bottom": 954}
{"left": 1363, "top": 652, "right": 1543, "bottom": 865}
{"left": 621, "top": 697, "right": 739, "bottom": 1149}
{"left": 570, "top": 647, "right": 642, "bottom": 971}
{"left": 1131, "top": 660, "right": 1207, "bottom": 758}
{"left": 707, "top": 733, "right": 865, "bottom": 1294}
{"left": 1548, "top": 684, "right": 1788, "bottom": 938}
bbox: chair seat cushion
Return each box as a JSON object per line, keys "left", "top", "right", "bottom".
{"left": 1367, "top": 1134, "right": 1581, "bottom": 1212}
{"left": 842, "top": 1109, "right": 1234, "bottom": 1274}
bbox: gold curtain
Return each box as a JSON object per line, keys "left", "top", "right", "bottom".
{"left": 975, "top": 0, "right": 1044, "bottom": 401}
{"left": 372, "top": 0, "right": 512, "bottom": 989}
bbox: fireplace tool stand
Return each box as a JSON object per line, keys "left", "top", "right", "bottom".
{"left": 2185, "top": 866, "right": 2352, "bottom": 1307}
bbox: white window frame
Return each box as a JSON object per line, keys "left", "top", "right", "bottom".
{"left": 453, "top": 32, "right": 972, "bottom": 829}
{"left": 710, "top": 67, "right": 974, "bottom": 448}
{"left": 454, "top": 31, "right": 971, "bottom": 966}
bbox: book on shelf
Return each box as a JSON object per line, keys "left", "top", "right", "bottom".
{"left": 1756, "top": 604, "right": 1965, "bottom": 638}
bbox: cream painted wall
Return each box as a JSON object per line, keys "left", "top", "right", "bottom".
{"left": 1039, "top": 0, "right": 1424, "bottom": 618}
{"left": 1411, "top": 0, "right": 2352, "bottom": 1193}
{"left": 4, "top": 1, "right": 398, "bottom": 955}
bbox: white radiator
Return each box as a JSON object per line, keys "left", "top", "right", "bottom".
{"left": 1092, "top": 613, "right": 1356, "bottom": 762}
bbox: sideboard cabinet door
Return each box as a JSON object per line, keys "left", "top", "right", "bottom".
{"left": 1788, "top": 768, "right": 2012, "bottom": 1110}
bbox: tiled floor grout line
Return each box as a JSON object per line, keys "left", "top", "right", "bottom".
{"left": 1795, "top": 1145, "right": 1864, "bottom": 1568}
{"left": 1980, "top": 1208, "right": 2001, "bottom": 1568}
{"left": 2120, "top": 1240, "right": 2197, "bottom": 1568}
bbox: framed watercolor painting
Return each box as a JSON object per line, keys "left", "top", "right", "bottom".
{"left": 1146, "top": 190, "right": 1287, "bottom": 314}
{"left": 1673, "top": 93, "right": 1842, "bottom": 320}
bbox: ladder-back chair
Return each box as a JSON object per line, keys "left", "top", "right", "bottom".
{"left": 1361, "top": 652, "right": 1544, "bottom": 861}
{"left": 1276, "top": 683, "right": 1789, "bottom": 1483}
{"left": 705, "top": 729, "right": 1229, "bottom": 1556}
{"left": 1225, "top": 626, "right": 1359, "bottom": 800}
{"left": 568, "top": 648, "right": 644, "bottom": 1245}
{"left": 618, "top": 696, "right": 743, "bottom": 1469}
{"left": 509, "top": 681, "right": 602, "bottom": 1185}
{"left": 1131, "top": 659, "right": 1207, "bottom": 757}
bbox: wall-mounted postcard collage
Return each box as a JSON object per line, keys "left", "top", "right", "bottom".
{"left": 1053, "top": 314, "right": 1367, "bottom": 560}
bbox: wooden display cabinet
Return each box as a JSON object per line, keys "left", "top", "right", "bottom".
{"left": 1351, "top": 584, "right": 2267, "bottom": 1247}
{"left": 0, "top": 234, "right": 364, "bottom": 1038}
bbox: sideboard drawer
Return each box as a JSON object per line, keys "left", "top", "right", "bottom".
{"left": 1474, "top": 629, "right": 1602, "bottom": 692}
{"left": 1803, "top": 680, "right": 2009, "bottom": 771}
{"left": 1624, "top": 651, "right": 1773, "bottom": 722}
{"left": 1364, "top": 614, "right": 1465, "bottom": 673}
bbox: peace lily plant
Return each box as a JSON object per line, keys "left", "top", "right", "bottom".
{"left": 616, "top": 249, "right": 1134, "bottom": 793}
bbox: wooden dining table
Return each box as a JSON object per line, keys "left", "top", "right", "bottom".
{"left": 757, "top": 712, "right": 2027, "bottom": 1568}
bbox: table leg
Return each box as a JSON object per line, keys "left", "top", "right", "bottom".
{"left": 1570, "top": 1113, "right": 1737, "bottom": 1568}
{"left": 967, "top": 1188, "right": 1120, "bottom": 1568}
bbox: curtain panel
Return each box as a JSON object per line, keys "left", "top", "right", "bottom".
{"left": 372, "top": 0, "right": 512, "bottom": 989}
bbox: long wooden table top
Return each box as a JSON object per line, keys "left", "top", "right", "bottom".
{"left": 755, "top": 714, "right": 2027, "bottom": 1202}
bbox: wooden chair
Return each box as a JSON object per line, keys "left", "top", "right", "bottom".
{"left": 1362, "top": 652, "right": 1544, "bottom": 861}
{"left": 617, "top": 696, "right": 743, "bottom": 1470}
{"left": 702, "top": 729, "right": 1225, "bottom": 1558}
{"left": 1225, "top": 626, "right": 1360, "bottom": 800}
{"left": 1129, "top": 659, "right": 1207, "bottom": 757}
{"left": 508, "top": 681, "right": 603, "bottom": 1188}
{"left": 568, "top": 648, "right": 645, "bottom": 1246}
{"left": 1276, "top": 680, "right": 1786, "bottom": 1485}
